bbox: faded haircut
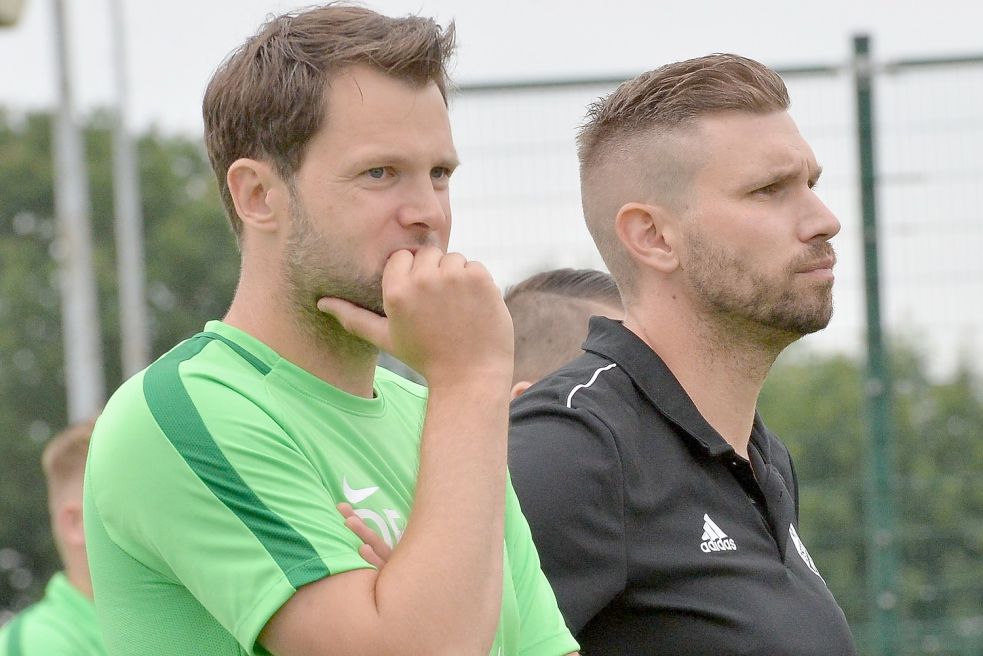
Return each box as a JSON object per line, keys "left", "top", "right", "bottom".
{"left": 504, "top": 268, "right": 623, "bottom": 384}
{"left": 42, "top": 419, "right": 95, "bottom": 507}
{"left": 576, "top": 54, "right": 790, "bottom": 297}
{"left": 203, "top": 3, "right": 456, "bottom": 239}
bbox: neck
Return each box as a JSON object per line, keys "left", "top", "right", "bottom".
{"left": 624, "top": 294, "right": 786, "bottom": 458}
{"left": 224, "top": 267, "right": 379, "bottom": 398}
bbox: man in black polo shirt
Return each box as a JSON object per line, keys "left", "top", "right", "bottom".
{"left": 509, "top": 54, "right": 857, "bottom": 655}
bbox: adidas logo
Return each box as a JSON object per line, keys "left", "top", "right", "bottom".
{"left": 700, "top": 514, "right": 737, "bottom": 553}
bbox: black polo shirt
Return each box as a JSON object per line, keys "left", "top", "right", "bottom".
{"left": 509, "top": 317, "right": 856, "bottom": 655}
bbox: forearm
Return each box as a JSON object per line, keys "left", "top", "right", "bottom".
{"left": 374, "top": 378, "right": 510, "bottom": 653}
{"left": 261, "top": 378, "right": 511, "bottom": 656}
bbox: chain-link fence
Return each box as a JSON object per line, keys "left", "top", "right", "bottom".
{"left": 447, "top": 44, "right": 983, "bottom": 656}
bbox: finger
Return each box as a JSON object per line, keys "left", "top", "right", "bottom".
{"left": 462, "top": 258, "right": 489, "bottom": 274}
{"left": 384, "top": 248, "right": 415, "bottom": 275}
{"left": 344, "top": 515, "right": 393, "bottom": 562}
{"left": 367, "top": 536, "right": 393, "bottom": 564}
{"left": 438, "top": 251, "right": 467, "bottom": 270}
{"left": 317, "top": 297, "right": 391, "bottom": 350}
{"left": 338, "top": 504, "right": 393, "bottom": 566}
{"left": 345, "top": 514, "right": 394, "bottom": 562}
{"left": 343, "top": 514, "right": 376, "bottom": 545}
{"left": 358, "top": 544, "right": 387, "bottom": 569}
{"left": 409, "top": 245, "right": 444, "bottom": 271}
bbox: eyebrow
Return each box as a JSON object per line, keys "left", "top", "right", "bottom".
{"left": 355, "top": 151, "right": 460, "bottom": 171}
{"left": 754, "top": 162, "right": 823, "bottom": 187}
{"left": 437, "top": 156, "right": 461, "bottom": 171}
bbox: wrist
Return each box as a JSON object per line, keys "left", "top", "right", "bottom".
{"left": 424, "top": 363, "right": 514, "bottom": 395}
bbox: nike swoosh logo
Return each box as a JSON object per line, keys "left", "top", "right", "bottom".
{"left": 342, "top": 476, "right": 379, "bottom": 504}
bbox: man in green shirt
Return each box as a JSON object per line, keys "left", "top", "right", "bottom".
{"left": 1, "top": 421, "right": 106, "bottom": 656}
{"left": 83, "top": 4, "right": 578, "bottom": 656}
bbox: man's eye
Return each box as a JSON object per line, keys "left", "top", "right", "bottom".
{"left": 367, "top": 167, "right": 386, "bottom": 179}
{"left": 430, "top": 167, "right": 450, "bottom": 179}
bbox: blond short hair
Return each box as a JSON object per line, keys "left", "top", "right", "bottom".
{"left": 41, "top": 419, "right": 94, "bottom": 506}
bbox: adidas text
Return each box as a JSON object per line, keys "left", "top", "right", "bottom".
{"left": 701, "top": 537, "right": 738, "bottom": 553}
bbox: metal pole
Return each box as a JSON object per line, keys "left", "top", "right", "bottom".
{"left": 51, "top": 0, "right": 105, "bottom": 420}
{"left": 852, "top": 33, "right": 901, "bottom": 655}
{"left": 108, "top": 0, "right": 150, "bottom": 375}
{"left": 0, "top": 0, "right": 25, "bottom": 26}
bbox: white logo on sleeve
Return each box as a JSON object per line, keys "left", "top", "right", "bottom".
{"left": 789, "top": 524, "right": 825, "bottom": 582}
{"left": 342, "top": 476, "right": 379, "bottom": 504}
{"left": 700, "top": 514, "right": 737, "bottom": 552}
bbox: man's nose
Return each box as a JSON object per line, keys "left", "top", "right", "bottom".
{"left": 799, "top": 192, "right": 841, "bottom": 243}
{"left": 397, "top": 177, "right": 449, "bottom": 233}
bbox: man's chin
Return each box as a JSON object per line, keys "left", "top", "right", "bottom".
{"left": 792, "top": 306, "right": 834, "bottom": 336}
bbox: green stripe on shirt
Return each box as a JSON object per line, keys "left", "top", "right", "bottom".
{"left": 142, "top": 333, "right": 330, "bottom": 587}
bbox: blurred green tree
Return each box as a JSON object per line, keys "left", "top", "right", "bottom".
{"left": 0, "top": 109, "right": 236, "bottom": 616}
{"left": 761, "top": 344, "right": 983, "bottom": 655}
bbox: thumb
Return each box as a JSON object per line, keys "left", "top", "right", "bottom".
{"left": 317, "top": 297, "right": 391, "bottom": 351}
{"left": 359, "top": 544, "right": 387, "bottom": 569}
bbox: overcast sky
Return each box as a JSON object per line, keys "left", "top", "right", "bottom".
{"left": 1, "top": 0, "right": 982, "bottom": 135}
{"left": 2, "top": 1, "right": 982, "bottom": 375}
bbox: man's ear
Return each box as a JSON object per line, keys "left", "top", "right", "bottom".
{"left": 227, "top": 158, "right": 287, "bottom": 235}
{"left": 56, "top": 501, "right": 85, "bottom": 549}
{"left": 614, "top": 202, "right": 680, "bottom": 274}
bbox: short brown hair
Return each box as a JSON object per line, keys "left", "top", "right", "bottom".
{"left": 504, "top": 269, "right": 623, "bottom": 384}
{"left": 42, "top": 419, "right": 94, "bottom": 505}
{"left": 203, "top": 3, "right": 456, "bottom": 238}
{"left": 577, "top": 54, "right": 790, "bottom": 296}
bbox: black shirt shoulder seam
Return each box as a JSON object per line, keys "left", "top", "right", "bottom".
{"left": 563, "top": 364, "right": 631, "bottom": 587}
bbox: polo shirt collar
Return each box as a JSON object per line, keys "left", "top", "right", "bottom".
{"left": 582, "top": 316, "right": 771, "bottom": 459}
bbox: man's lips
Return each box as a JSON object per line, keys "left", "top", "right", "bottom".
{"left": 797, "top": 254, "right": 836, "bottom": 274}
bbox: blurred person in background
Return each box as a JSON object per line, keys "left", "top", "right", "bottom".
{"left": 0, "top": 420, "right": 106, "bottom": 655}
{"left": 508, "top": 54, "right": 857, "bottom": 655}
{"left": 82, "top": 4, "right": 577, "bottom": 656}
{"left": 504, "top": 268, "right": 623, "bottom": 398}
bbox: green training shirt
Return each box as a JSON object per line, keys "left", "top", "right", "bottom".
{"left": 0, "top": 572, "right": 106, "bottom": 656}
{"left": 84, "top": 320, "right": 577, "bottom": 656}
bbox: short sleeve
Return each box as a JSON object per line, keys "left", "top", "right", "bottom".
{"left": 504, "top": 477, "right": 580, "bottom": 655}
{"left": 87, "top": 366, "right": 371, "bottom": 652}
{"left": 508, "top": 397, "right": 627, "bottom": 636}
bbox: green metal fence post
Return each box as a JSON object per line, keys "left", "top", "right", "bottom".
{"left": 852, "top": 33, "right": 902, "bottom": 656}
